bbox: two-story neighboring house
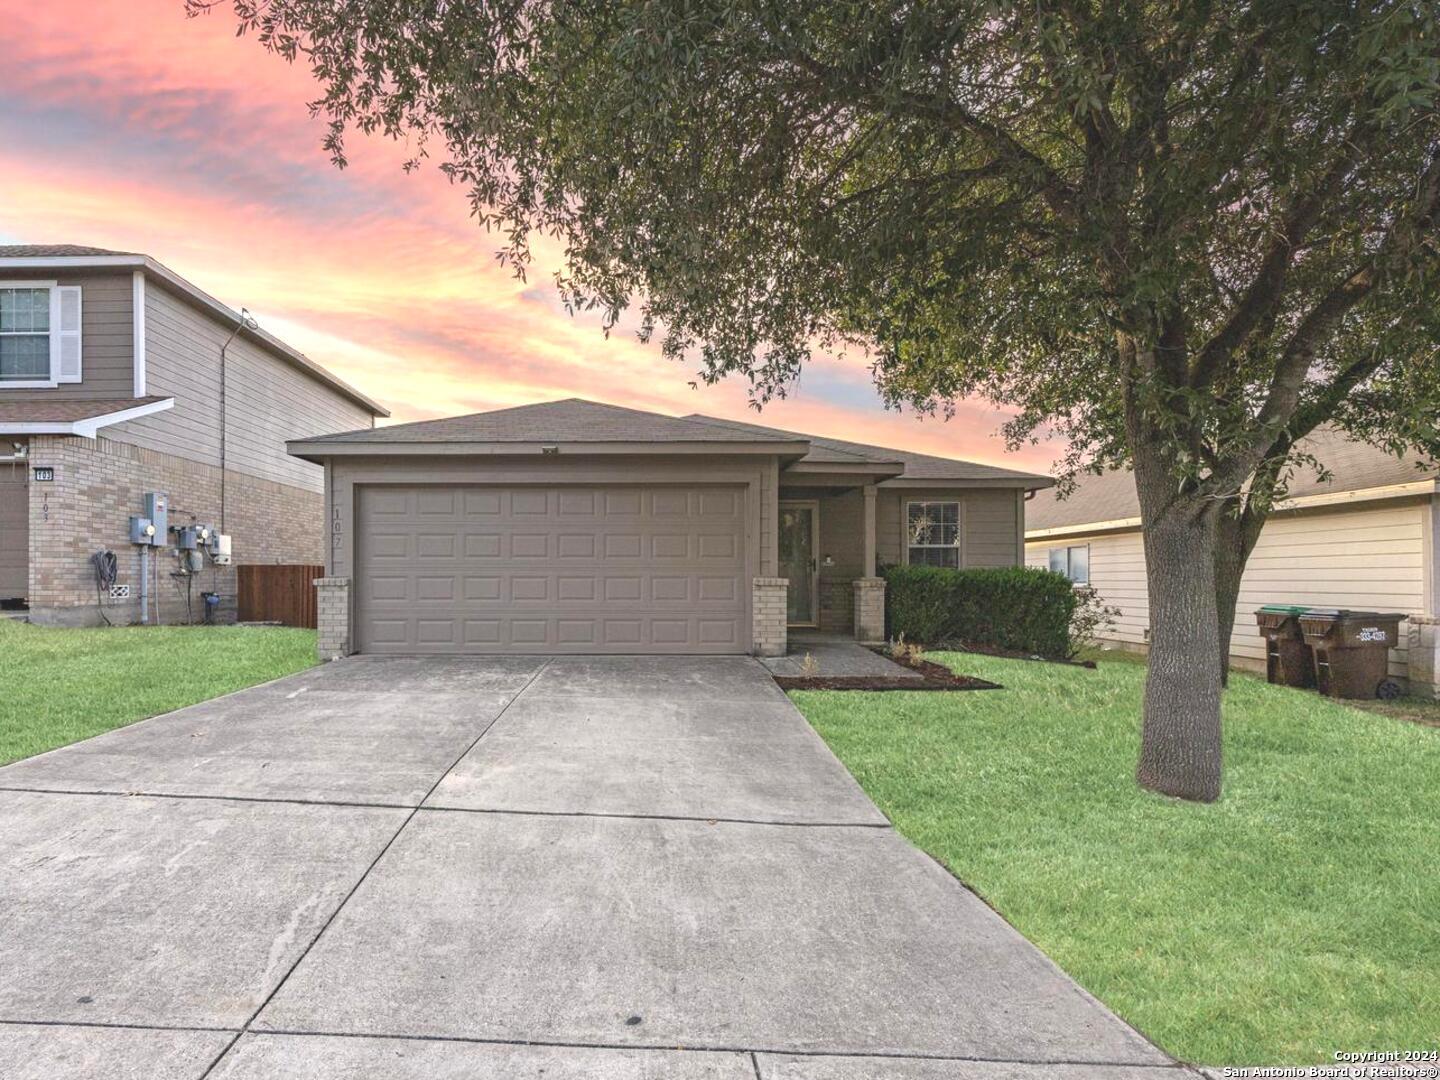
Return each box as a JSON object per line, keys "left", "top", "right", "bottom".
{"left": 0, "top": 245, "right": 387, "bottom": 625}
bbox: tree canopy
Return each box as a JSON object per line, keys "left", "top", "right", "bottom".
{"left": 202, "top": 0, "right": 1440, "bottom": 494}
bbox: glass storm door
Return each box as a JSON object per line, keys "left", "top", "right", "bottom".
{"left": 779, "top": 503, "right": 818, "bottom": 625}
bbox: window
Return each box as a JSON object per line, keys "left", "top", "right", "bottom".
{"left": 907, "top": 501, "right": 961, "bottom": 568}
{"left": 1049, "top": 545, "right": 1090, "bottom": 585}
{"left": 0, "top": 282, "right": 81, "bottom": 386}
{"left": 0, "top": 287, "right": 51, "bottom": 381}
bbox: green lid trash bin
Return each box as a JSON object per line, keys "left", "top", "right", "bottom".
{"left": 1296, "top": 610, "right": 1406, "bottom": 700}
{"left": 1254, "top": 605, "right": 1315, "bottom": 689}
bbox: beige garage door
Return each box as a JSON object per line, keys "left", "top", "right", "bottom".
{"left": 354, "top": 484, "right": 749, "bottom": 654}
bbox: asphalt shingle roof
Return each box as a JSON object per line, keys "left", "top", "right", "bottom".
{"left": 1027, "top": 428, "right": 1435, "bottom": 532}
{"left": 307, "top": 399, "right": 803, "bottom": 445}
{"left": 302, "top": 398, "right": 1052, "bottom": 486}
{"left": 0, "top": 396, "right": 169, "bottom": 423}
{"left": 0, "top": 244, "right": 137, "bottom": 258}
{"left": 685, "top": 413, "right": 1053, "bottom": 483}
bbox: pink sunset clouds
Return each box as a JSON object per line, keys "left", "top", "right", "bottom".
{"left": 0, "top": 0, "right": 1058, "bottom": 471}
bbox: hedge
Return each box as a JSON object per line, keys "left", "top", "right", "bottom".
{"left": 882, "top": 564, "right": 1078, "bottom": 658}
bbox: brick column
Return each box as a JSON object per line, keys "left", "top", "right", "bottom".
{"left": 752, "top": 577, "right": 788, "bottom": 657}
{"left": 1407, "top": 616, "right": 1440, "bottom": 699}
{"left": 853, "top": 577, "right": 886, "bottom": 645}
{"left": 315, "top": 577, "right": 352, "bottom": 661}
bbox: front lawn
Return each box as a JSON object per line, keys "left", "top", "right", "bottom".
{"left": 791, "top": 652, "right": 1439, "bottom": 1066}
{"left": 0, "top": 619, "right": 317, "bottom": 765}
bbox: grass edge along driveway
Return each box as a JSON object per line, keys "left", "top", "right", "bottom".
{"left": 1, "top": 619, "right": 317, "bottom": 766}
{"left": 791, "top": 651, "right": 1439, "bottom": 1066}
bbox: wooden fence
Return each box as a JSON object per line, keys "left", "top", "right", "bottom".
{"left": 236, "top": 564, "right": 323, "bottom": 629}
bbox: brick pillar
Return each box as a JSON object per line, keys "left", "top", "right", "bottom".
{"left": 1407, "top": 616, "right": 1440, "bottom": 699}
{"left": 853, "top": 577, "right": 886, "bottom": 645}
{"left": 315, "top": 577, "right": 352, "bottom": 661}
{"left": 752, "top": 577, "right": 788, "bottom": 657}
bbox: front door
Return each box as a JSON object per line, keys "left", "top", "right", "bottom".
{"left": 778, "top": 502, "right": 818, "bottom": 625}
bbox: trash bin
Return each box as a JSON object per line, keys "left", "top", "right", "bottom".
{"left": 1255, "top": 605, "right": 1315, "bottom": 688}
{"left": 1297, "top": 610, "right": 1406, "bottom": 700}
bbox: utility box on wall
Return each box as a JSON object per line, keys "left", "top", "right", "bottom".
{"left": 142, "top": 493, "right": 168, "bottom": 541}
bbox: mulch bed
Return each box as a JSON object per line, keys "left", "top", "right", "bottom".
{"left": 773, "top": 654, "right": 1001, "bottom": 692}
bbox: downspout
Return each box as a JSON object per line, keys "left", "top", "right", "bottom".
{"left": 217, "top": 308, "right": 258, "bottom": 534}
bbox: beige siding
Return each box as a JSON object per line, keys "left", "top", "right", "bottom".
{"left": 0, "top": 272, "right": 133, "bottom": 401}
{"left": 116, "top": 281, "right": 374, "bottom": 492}
{"left": 1026, "top": 497, "right": 1432, "bottom": 678}
{"left": 878, "top": 487, "right": 1022, "bottom": 569}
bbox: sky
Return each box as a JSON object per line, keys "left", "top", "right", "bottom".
{"left": 0, "top": 0, "right": 1058, "bottom": 471}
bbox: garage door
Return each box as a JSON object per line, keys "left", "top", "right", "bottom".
{"left": 354, "top": 484, "right": 749, "bottom": 654}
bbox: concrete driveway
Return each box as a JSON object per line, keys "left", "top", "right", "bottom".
{"left": 0, "top": 655, "right": 1180, "bottom": 1079}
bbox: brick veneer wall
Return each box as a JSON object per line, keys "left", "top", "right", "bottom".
{"left": 315, "top": 577, "right": 352, "bottom": 660}
{"left": 25, "top": 434, "right": 322, "bottom": 626}
{"left": 818, "top": 575, "right": 855, "bottom": 633}
{"left": 852, "top": 577, "right": 886, "bottom": 644}
{"left": 752, "top": 577, "right": 789, "bottom": 657}
{"left": 1409, "top": 616, "right": 1440, "bottom": 699}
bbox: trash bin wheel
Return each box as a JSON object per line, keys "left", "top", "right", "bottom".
{"left": 1376, "top": 679, "right": 1403, "bottom": 701}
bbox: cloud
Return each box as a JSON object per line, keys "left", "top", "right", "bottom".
{"left": 0, "top": 0, "right": 1061, "bottom": 472}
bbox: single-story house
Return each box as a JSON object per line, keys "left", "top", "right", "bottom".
{"left": 0, "top": 244, "right": 387, "bottom": 624}
{"left": 1025, "top": 429, "right": 1440, "bottom": 696}
{"left": 288, "top": 398, "right": 1053, "bottom": 658}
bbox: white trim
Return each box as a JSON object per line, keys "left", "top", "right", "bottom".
{"left": 0, "top": 256, "right": 145, "bottom": 269}
{"left": 0, "top": 279, "right": 59, "bottom": 387}
{"left": 0, "top": 397, "right": 175, "bottom": 439}
{"left": 1025, "top": 479, "right": 1440, "bottom": 541}
{"left": 132, "top": 271, "right": 146, "bottom": 396}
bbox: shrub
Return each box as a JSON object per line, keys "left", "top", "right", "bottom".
{"left": 883, "top": 564, "right": 1078, "bottom": 658}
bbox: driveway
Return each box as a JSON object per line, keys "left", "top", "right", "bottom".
{"left": 0, "top": 656, "right": 1179, "bottom": 1079}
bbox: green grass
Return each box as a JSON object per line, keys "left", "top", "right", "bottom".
{"left": 0, "top": 619, "right": 318, "bottom": 765}
{"left": 791, "top": 652, "right": 1440, "bottom": 1066}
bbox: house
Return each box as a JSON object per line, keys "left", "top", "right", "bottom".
{"left": 1025, "top": 430, "right": 1440, "bottom": 696}
{"left": 286, "top": 398, "right": 1053, "bottom": 658}
{"left": 0, "top": 245, "right": 387, "bottom": 625}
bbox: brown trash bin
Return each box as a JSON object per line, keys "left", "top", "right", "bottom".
{"left": 1254, "top": 606, "right": 1315, "bottom": 688}
{"left": 1297, "top": 610, "right": 1406, "bottom": 700}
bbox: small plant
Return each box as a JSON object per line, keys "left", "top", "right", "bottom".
{"left": 887, "top": 634, "right": 923, "bottom": 664}
{"left": 799, "top": 651, "right": 820, "bottom": 677}
{"left": 1067, "top": 586, "right": 1121, "bottom": 659}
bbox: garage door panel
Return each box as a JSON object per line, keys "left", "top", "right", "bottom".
{"left": 356, "top": 484, "right": 748, "bottom": 654}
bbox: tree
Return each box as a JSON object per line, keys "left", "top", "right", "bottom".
{"left": 198, "top": 0, "right": 1440, "bottom": 801}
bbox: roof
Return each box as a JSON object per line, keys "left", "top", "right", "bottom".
{"left": 306, "top": 399, "right": 805, "bottom": 445}
{"left": 0, "top": 244, "right": 138, "bottom": 258}
{"left": 1027, "top": 428, "right": 1436, "bottom": 534}
{"left": 0, "top": 245, "right": 386, "bottom": 417}
{"left": 290, "top": 398, "right": 1055, "bottom": 488}
{"left": 684, "top": 413, "right": 1054, "bottom": 486}
{"left": 0, "top": 396, "right": 175, "bottom": 438}
{"left": 0, "top": 396, "right": 169, "bottom": 423}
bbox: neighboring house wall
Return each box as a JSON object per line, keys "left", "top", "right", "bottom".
{"left": 117, "top": 281, "right": 374, "bottom": 492}
{"left": 1026, "top": 496, "right": 1434, "bottom": 681}
{"left": 0, "top": 271, "right": 133, "bottom": 401}
{"left": 5, "top": 272, "right": 377, "bottom": 624}
{"left": 877, "top": 487, "right": 1023, "bottom": 568}
{"left": 25, "top": 434, "right": 325, "bottom": 625}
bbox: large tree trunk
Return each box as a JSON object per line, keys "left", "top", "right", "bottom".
{"left": 1135, "top": 477, "right": 1225, "bottom": 802}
